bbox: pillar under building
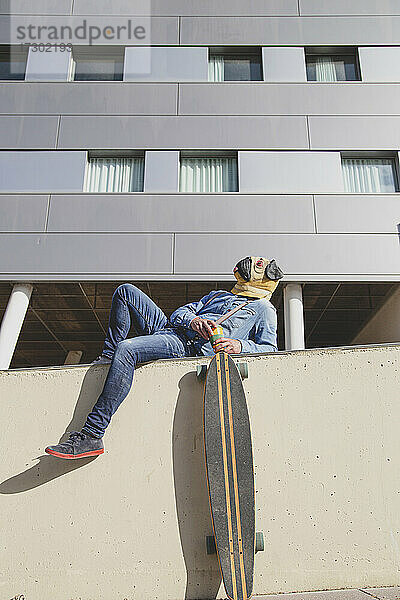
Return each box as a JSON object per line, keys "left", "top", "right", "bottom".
{"left": 0, "top": 283, "right": 33, "bottom": 370}
{"left": 284, "top": 283, "right": 305, "bottom": 351}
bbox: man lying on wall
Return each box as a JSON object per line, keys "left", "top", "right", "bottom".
{"left": 45, "top": 256, "right": 284, "bottom": 459}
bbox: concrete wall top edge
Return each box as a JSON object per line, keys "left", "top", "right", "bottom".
{"left": 3, "top": 342, "right": 400, "bottom": 373}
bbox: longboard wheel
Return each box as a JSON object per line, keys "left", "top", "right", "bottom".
{"left": 255, "top": 531, "right": 265, "bottom": 553}
{"left": 237, "top": 362, "right": 249, "bottom": 380}
{"left": 196, "top": 364, "right": 208, "bottom": 380}
{"left": 206, "top": 535, "right": 217, "bottom": 555}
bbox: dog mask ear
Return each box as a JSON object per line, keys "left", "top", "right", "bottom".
{"left": 265, "top": 259, "right": 284, "bottom": 281}
{"left": 235, "top": 257, "right": 252, "bottom": 281}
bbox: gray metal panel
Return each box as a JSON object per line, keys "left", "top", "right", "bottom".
{"left": 0, "top": 195, "right": 48, "bottom": 232}
{"left": 137, "top": 17, "right": 179, "bottom": 45}
{"left": 359, "top": 47, "right": 400, "bottom": 83}
{"left": 0, "top": 83, "right": 177, "bottom": 115}
{"left": 0, "top": 151, "right": 87, "bottom": 192}
{"left": 0, "top": 116, "right": 59, "bottom": 149}
{"left": 239, "top": 152, "right": 344, "bottom": 194}
{"left": 315, "top": 195, "right": 400, "bottom": 234}
{"left": 143, "top": 152, "right": 179, "bottom": 192}
{"left": 179, "top": 83, "right": 400, "bottom": 116}
{"left": 5, "top": 82, "right": 400, "bottom": 118}
{"left": 181, "top": 16, "right": 400, "bottom": 46}
{"left": 57, "top": 116, "right": 308, "bottom": 149}
{"left": 124, "top": 47, "right": 208, "bottom": 82}
{"left": 262, "top": 47, "right": 306, "bottom": 82}
{"left": 0, "top": 233, "right": 173, "bottom": 274}
{"left": 73, "top": 0, "right": 298, "bottom": 16}
{"left": 0, "top": 15, "right": 178, "bottom": 45}
{"left": 0, "top": 0, "right": 73, "bottom": 14}
{"left": 174, "top": 234, "right": 400, "bottom": 277}
{"left": 300, "top": 0, "right": 400, "bottom": 16}
{"left": 47, "top": 194, "right": 315, "bottom": 233}
{"left": 309, "top": 116, "right": 400, "bottom": 150}
{"left": 25, "top": 46, "right": 71, "bottom": 82}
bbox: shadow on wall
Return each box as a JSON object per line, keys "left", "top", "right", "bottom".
{"left": 0, "top": 366, "right": 106, "bottom": 494}
{"left": 172, "top": 371, "right": 222, "bottom": 600}
{"left": 0, "top": 364, "right": 222, "bottom": 598}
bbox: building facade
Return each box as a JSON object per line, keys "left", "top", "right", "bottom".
{"left": 0, "top": 0, "right": 399, "bottom": 367}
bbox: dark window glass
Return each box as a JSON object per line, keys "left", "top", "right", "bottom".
{"left": 72, "top": 47, "right": 124, "bottom": 81}
{"left": 0, "top": 45, "right": 27, "bottom": 80}
{"left": 223, "top": 56, "right": 262, "bottom": 81}
{"left": 306, "top": 53, "right": 360, "bottom": 82}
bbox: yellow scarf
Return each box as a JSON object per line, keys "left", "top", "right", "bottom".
{"left": 231, "top": 256, "right": 283, "bottom": 300}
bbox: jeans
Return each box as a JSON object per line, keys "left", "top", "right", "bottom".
{"left": 82, "top": 283, "right": 191, "bottom": 438}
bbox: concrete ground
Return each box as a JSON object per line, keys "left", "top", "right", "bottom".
{"left": 258, "top": 587, "right": 400, "bottom": 599}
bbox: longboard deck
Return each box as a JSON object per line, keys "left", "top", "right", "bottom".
{"left": 204, "top": 352, "right": 255, "bottom": 600}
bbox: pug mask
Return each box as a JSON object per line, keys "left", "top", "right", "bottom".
{"left": 231, "top": 256, "right": 284, "bottom": 300}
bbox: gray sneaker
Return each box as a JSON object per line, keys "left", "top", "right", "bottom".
{"left": 45, "top": 431, "right": 104, "bottom": 459}
{"left": 91, "top": 354, "right": 112, "bottom": 365}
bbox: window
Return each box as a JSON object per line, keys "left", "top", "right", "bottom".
{"left": 306, "top": 47, "right": 360, "bottom": 82}
{"left": 342, "top": 157, "right": 398, "bottom": 193}
{"left": 0, "top": 45, "right": 28, "bottom": 80}
{"left": 70, "top": 46, "right": 124, "bottom": 81}
{"left": 179, "top": 153, "right": 238, "bottom": 193}
{"left": 208, "top": 48, "right": 262, "bottom": 82}
{"left": 83, "top": 154, "right": 145, "bottom": 192}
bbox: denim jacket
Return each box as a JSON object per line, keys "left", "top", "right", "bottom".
{"left": 169, "top": 290, "right": 278, "bottom": 356}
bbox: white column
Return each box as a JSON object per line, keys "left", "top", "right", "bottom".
{"left": 284, "top": 283, "right": 305, "bottom": 351}
{"left": 0, "top": 283, "right": 33, "bottom": 370}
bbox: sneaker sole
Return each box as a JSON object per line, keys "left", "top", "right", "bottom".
{"left": 45, "top": 448, "right": 104, "bottom": 459}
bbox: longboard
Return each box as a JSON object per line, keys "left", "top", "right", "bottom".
{"left": 203, "top": 352, "right": 255, "bottom": 600}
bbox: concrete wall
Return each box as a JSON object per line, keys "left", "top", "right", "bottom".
{"left": 1, "top": 344, "right": 400, "bottom": 599}
{"left": 353, "top": 287, "right": 400, "bottom": 345}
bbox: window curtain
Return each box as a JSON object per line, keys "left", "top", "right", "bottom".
{"left": 179, "top": 157, "right": 238, "bottom": 192}
{"left": 315, "top": 56, "right": 346, "bottom": 82}
{"left": 342, "top": 159, "right": 396, "bottom": 193}
{"left": 208, "top": 55, "right": 224, "bottom": 82}
{"left": 83, "top": 157, "right": 144, "bottom": 192}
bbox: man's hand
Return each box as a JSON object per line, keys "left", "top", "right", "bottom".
{"left": 213, "top": 338, "right": 242, "bottom": 354}
{"left": 190, "top": 316, "right": 217, "bottom": 340}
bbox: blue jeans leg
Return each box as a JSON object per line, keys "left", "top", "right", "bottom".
{"left": 82, "top": 332, "right": 187, "bottom": 438}
{"left": 101, "top": 283, "right": 168, "bottom": 359}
